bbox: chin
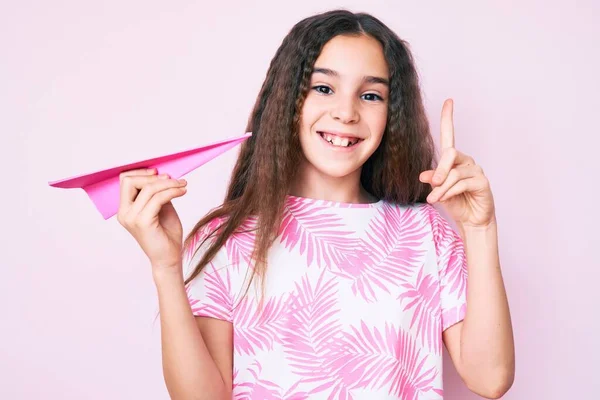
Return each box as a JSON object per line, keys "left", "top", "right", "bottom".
{"left": 307, "top": 158, "right": 362, "bottom": 179}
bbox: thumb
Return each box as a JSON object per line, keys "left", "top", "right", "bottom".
{"left": 419, "top": 170, "right": 435, "bottom": 184}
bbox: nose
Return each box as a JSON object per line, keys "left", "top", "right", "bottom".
{"left": 330, "top": 95, "right": 359, "bottom": 124}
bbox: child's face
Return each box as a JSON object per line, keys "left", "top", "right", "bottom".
{"left": 298, "top": 34, "right": 389, "bottom": 181}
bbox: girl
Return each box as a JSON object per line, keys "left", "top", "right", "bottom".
{"left": 117, "top": 9, "right": 515, "bottom": 400}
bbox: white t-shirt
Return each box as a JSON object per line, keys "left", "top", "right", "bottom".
{"left": 184, "top": 195, "right": 468, "bottom": 399}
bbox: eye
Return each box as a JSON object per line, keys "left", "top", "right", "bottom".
{"left": 312, "top": 85, "right": 333, "bottom": 95}
{"left": 362, "top": 93, "right": 384, "bottom": 102}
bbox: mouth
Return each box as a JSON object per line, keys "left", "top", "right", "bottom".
{"left": 317, "top": 131, "right": 364, "bottom": 148}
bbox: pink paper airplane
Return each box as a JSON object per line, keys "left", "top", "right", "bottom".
{"left": 49, "top": 132, "right": 252, "bottom": 219}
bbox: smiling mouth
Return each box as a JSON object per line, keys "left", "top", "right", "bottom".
{"left": 317, "top": 131, "right": 363, "bottom": 148}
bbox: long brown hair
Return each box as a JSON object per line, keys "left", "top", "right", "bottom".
{"left": 182, "top": 9, "right": 436, "bottom": 294}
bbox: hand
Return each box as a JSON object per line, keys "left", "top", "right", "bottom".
{"left": 419, "top": 99, "right": 496, "bottom": 229}
{"left": 117, "top": 168, "right": 188, "bottom": 271}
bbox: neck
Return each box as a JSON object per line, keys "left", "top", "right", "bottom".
{"left": 289, "top": 158, "right": 377, "bottom": 204}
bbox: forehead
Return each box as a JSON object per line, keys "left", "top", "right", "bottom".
{"left": 313, "top": 34, "right": 389, "bottom": 79}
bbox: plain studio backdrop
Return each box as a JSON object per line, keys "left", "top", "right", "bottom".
{"left": 2, "top": 1, "right": 598, "bottom": 399}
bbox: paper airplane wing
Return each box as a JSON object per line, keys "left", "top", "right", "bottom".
{"left": 48, "top": 132, "right": 252, "bottom": 219}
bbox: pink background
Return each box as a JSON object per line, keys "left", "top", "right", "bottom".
{"left": 4, "top": 1, "right": 598, "bottom": 399}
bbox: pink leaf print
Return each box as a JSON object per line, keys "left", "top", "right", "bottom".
{"left": 280, "top": 380, "right": 310, "bottom": 400}
{"left": 424, "top": 205, "right": 468, "bottom": 330}
{"left": 233, "top": 294, "right": 287, "bottom": 356}
{"left": 425, "top": 205, "right": 467, "bottom": 298}
{"left": 398, "top": 268, "right": 442, "bottom": 353}
{"left": 438, "top": 232, "right": 467, "bottom": 300}
{"left": 226, "top": 216, "right": 258, "bottom": 271}
{"left": 185, "top": 285, "right": 201, "bottom": 313}
{"left": 324, "top": 321, "right": 441, "bottom": 400}
{"left": 186, "top": 261, "right": 233, "bottom": 322}
{"left": 332, "top": 203, "right": 429, "bottom": 302}
{"left": 234, "top": 361, "right": 281, "bottom": 400}
{"left": 280, "top": 197, "right": 361, "bottom": 269}
{"left": 279, "top": 268, "right": 342, "bottom": 389}
{"left": 232, "top": 367, "right": 239, "bottom": 391}
{"left": 234, "top": 361, "right": 309, "bottom": 400}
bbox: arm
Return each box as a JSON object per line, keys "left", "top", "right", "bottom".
{"left": 419, "top": 98, "right": 515, "bottom": 398}
{"left": 153, "top": 267, "right": 233, "bottom": 400}
{"left": 443, "top": 221, "right": 515, "bottom": 399}
{"left": 114, "top": 169, "right": 233, "bottom": 398}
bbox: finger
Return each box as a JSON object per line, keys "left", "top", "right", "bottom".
{"left": 118, "top": 168, "right": 158, "bottom": 211}
{"left": 119, "top": 173, "right": 166, "bottom": 212}
{"left": 419, "top": 169, "right": 435, "bottom": 184}
{"left": 440, "top": 98, "right": 455, "bottom": 151}
{"left": 439, "top": 167, "right": 488, "bottom": 202}
{"left": 432, "top": 148, "right": 476, "bottom": 186}
{"left": 137, "top": 186, "right": 188, "bottom": 224}
{"left": 427, "top": 164, "right": 479, "bottom": 203}
{"left": 438, "top": 177, "right": 487, "bottom": 202}
{"left": 432, "top": 147, "right": 458, "bottom": 186}
{"left": 119, "top": 168, "right": 157, "bottom": 182}
{"left": 129, "top": 178, "right": 187, "bottom": 218}
{"left": 437, "top": 179, "right": 471, "bottom": 203}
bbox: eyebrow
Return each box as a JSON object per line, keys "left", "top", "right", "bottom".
{"left": 312, "top": 67, "right": 389, "bottom": 87}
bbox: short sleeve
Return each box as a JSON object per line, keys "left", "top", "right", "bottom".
{"left": 429, "top": 206, "right": 468, "bottom": 332}
{"left": 183, "top": 220, "right": 234, "bottom": 323}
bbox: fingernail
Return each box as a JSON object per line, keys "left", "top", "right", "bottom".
{"left": 159, "top": 174, "right": 169, "bottom": 179}
{"left": 178, "top": 179, "right": 186, "bottom": 184}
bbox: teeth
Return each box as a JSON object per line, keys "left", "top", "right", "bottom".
{"left": 321, "top": 132, "right": 359, "bottom": 147}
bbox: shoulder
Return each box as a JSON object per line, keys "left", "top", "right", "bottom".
{"left": 379, "top": 200, "right": 457, "bottom": 246}
{"left": 184, "top": 213, "right": 259, "bottom": 268}
{"left": 379, "top": 200, "right": 444, "bottom": 227}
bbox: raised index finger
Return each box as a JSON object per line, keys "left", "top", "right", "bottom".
{"left": 440, "top": 98, "right": 455, "bottom": 150}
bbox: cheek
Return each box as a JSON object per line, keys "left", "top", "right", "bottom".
{"left": 367, "top": 107, "right": 388, "bottom": 137}
{"left": 299, "top": 96, "right": 320, "bottom": 132}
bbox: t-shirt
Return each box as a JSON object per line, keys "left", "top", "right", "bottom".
{"left": 184, "top": 195, "right": 468, "bottom": 400}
